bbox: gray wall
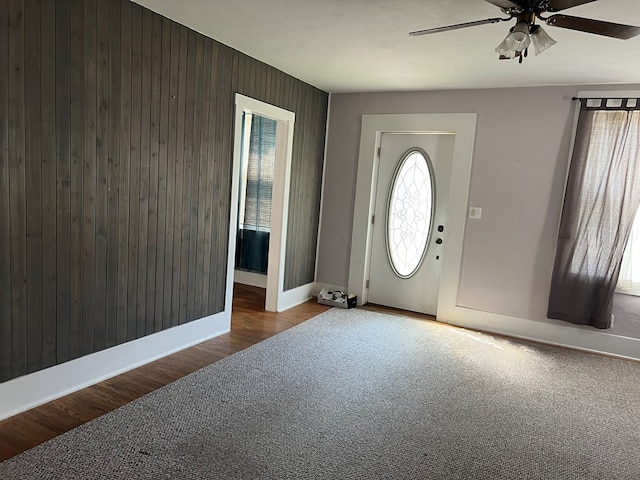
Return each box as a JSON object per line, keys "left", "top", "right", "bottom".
{"left": 318, "top": 84, "right": 640, "bottom": 323}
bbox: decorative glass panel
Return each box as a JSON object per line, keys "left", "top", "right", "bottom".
{"left": 386, "top": 149, "right": 434, "bottom": 278}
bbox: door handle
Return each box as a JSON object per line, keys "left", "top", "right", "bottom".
{"left": 435, "top": 238, "right": 443, "bottom": 245}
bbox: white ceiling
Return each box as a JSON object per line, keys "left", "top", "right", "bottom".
{"left": 135, "top": 0, "right": 640, "bottom": 93}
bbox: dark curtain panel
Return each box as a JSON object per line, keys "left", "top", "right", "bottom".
{"left": 548, "top": 99, "right": 640, "bottom": 328}
{"left": 235, "top": 230, "right": 270, "bottom": 273}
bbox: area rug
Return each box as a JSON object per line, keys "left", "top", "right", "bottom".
{"left": 1, "top": 308, "right": 640, "bottom": 479}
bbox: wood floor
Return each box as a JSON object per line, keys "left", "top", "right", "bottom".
{"left": 0, "top": 284, "right": 330, "bottom": 462}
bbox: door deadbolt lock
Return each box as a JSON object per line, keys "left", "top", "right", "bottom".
{"left": 435, "top": 238, "right": 443, "bottom": 244}
{"left": 438, "top": 225, "right": 444, "bottom": 232}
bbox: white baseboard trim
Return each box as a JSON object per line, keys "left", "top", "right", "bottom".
{"left": 0, "top": 311, "right": 231, "bottom": 421}
{"left": 439, "top": 304, "right": 640, "bottom": 362}
{"left": 234, "top": 270, "right": 267, "bottom": 288}
{"left": 277, "top": 282, "right": 318, "bottom": 312}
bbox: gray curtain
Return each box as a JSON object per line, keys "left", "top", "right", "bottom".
{"left": 548, "top": 99, "right": 640, "bottom": 329}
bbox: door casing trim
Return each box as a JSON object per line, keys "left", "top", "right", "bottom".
{"left": 230, "top": 94, "right": 295, "bottom": 312}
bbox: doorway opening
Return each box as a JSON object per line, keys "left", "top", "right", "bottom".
{"left": 235, "top": 112, "right": 277, "bottom": 287}
{"left": 228, "top": 95, "right": 295, "bottom": 312}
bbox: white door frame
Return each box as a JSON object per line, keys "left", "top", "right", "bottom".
{"left": 228, "top": 94, "right": 295, "bottom": 312}
{"left": 348, "top": 114, "right": 477, "bottom": 319}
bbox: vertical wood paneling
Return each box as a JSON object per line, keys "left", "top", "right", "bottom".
{"left": 162, "top": 21, "right": 179, "bottom": 330}
{"left": 270, "top": 66, "right": 279, "bottom": 106}
{"left": 8, "top": 0, "right": 28, "bottom": 379}
{"left": 68, "top": 0, "right": 83, "bottom": 360}
{"left": 284, "top": 76, "right": 301, "bottom": 288}
{"left": 136, "top": 8, "right": 151, "bottom": 338}
{"left": 250, "top": 55, "right": 258, "bottom": 96}
{"left": 81, "top": 0, "right": 97, "bottom": 356}
{"left": 105, "top": 0, "right": 121, "bottom": 348}
{"left": 155, "top": 16, "right": 171, "bottom": 333}
{"left": 284, "top": 80, "right": 328, "bottom": 291}
{"left": 201, "top": 39, "right": 219, "bottom": 314}
{"left": 235, "top": 52, "right": 243, "bottom": 95}
{"left": 0, "top": 0, "right": 328, "bottom": 384}
{"left": 193, "top": 38, "right": 211, "bottom": 318}
{"left": 178, "top": 29, "right": 196, "bottom": 326}
{"left": 205, "top": 43, "right": 222, "bottom": 314}
{"left": 56, "top": 0, "right": 72, "bottom": 363}
{"left": 170, "top": 24, "right": 187, "bottom": 329}
{"left": 93, "top": 0, "right": 109, "bottom": 352}
{"left": 116, "top": 0, "right": 131, "bottom": 345}
{"left": 0, "top": 0, "right": 12, "bottom": 382}
{"left": 218, "top": 45, "right": 236, "bottom": 311}
{"left": 40, "top": 0, "right": 57, "bottom": 367}
{"left": 253, "top": 59, "right": 261, "bottom": 98}
{"left": 211, "top": 44, "right": 232, "bottom": 312}
{"left": 260, "top": 61, "right": 268, "bottom": 99}
{"left": 189, "top": 34, "right": 205, "bottom": 320}
{"left": 208, "top": 44, "right": 227, "bottom": 313}
{"left": 24, "top": 0, "right": 42, "bottom": 374}
{"left": 264, "top": 63, "right": 272, "bottom": 103}
{"left": 126, "top": 3, "right": 141, "bottom": 342}
{"left": 145, "top": 13, "right": 161, "bottom": 335}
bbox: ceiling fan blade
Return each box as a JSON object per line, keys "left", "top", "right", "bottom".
{"left": 545, "top": 0, "right": 598, "bottom": 12}
{"left": 545, "top": 15, "right": 640, "bottom": 39}
{"left": 483, "top": 0, "right": 519, "bottom": 9}
{"left": 409, "top": 17, "right": 508, "bottom": 36}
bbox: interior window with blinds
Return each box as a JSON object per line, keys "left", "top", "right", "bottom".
{"left": 236, "top": 113, "right": 277, "bottom": 274}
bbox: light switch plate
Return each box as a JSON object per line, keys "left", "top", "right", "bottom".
{"left": 469, "top": 207, "right": 482, "bottom": 219}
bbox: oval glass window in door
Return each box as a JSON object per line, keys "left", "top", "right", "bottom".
{"left": 386, "top": 148, "right": 435, "bottom": 278}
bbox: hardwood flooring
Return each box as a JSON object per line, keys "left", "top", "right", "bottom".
{"left": 0, "top": 284, "right": 330, "bottom": 462}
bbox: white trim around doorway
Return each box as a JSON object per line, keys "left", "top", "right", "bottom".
{"left": 229, "top": 94, "right": 295, "bottom": 313}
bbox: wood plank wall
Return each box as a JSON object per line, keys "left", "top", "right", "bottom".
{"left": 0, "top": 0, "right": 328, "bottom": 383}
{"left": 234, "top": 55, "right": 328, "bottom": 291}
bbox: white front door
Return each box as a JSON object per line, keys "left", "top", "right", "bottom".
{"left": 368, "top": 133, "right": 455, "bottom": 315}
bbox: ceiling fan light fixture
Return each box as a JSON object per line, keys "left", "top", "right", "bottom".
{"left": 494, "top": 38, "right": 518, "bottom": 58}
{"left": 530, "top": 25, "right": 557, "bottom": 56}
{"left": 504, "top": 22, "right": 531, "bottom": 51}
{"left": 410, "top": 0, "right": 640, "bottom": 63}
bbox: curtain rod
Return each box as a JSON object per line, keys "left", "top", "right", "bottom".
{"left": 572, "top": 97, "right": 640, "bottom": 111}
{"left": 572, "top": 96, "right": 640, "bottom": 101}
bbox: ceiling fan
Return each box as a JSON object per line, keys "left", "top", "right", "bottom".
{"left": 409, "top": 0, "right": 640, "bottom": 63}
